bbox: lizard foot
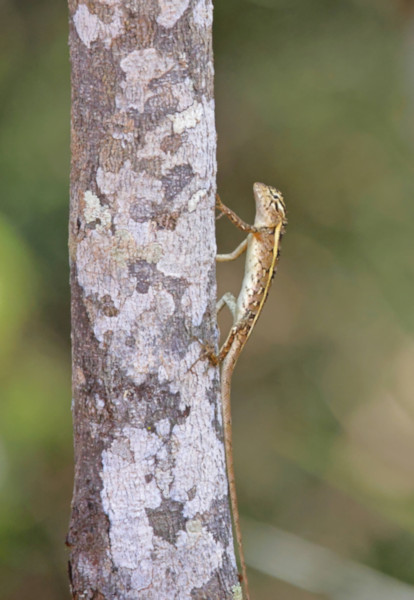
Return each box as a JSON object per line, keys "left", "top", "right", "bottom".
{"left": 188, "top": 338, "right": 220, "bottom": 374}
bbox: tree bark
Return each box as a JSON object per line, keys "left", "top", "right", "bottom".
{"left": 67, "top": 1, "right": 240, "bottom": 598}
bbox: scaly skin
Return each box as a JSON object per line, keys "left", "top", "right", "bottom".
{"left": 214, "top": 183, "right": 287, "bottom": 600}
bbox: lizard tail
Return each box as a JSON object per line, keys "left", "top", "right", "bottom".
{"left": 221, "top": 353, "right": 251, "bottom": 600}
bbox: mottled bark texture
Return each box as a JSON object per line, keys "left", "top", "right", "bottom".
{"left": 67, "top": 1, "right": 241, "bottom": 599}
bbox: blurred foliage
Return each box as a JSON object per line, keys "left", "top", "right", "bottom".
{"left": 0, "top": 1, "right": 72, "bottom": 598}
{"left": 1, "top": 0, "right": 414, "bottom": 598}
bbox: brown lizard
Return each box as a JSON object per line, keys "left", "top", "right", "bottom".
{"left": 212, "top": 182, "right": 287, "bottom": 600}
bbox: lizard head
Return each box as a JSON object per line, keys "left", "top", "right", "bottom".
{"left": 253, "top": 182, "right": 286, "bottom": 228}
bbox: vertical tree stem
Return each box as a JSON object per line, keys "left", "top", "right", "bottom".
{"left": 67, "top": 1, "right": 240, "bottom": 598}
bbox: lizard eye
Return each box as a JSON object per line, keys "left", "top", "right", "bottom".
{"left": 269, "top": 187, "right": 281, "bottom": 200}
{"left": 268, "top": 187, "right": 285, "bottom": 215}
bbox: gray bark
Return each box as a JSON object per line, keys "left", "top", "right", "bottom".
{"left": 67, "top": 1, "right": 241, "bottom": 598}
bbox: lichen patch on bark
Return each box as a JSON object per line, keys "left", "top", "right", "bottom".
{"left": 232, "top": 584, "right": 243, "bottom": 600}
{"left": 84, "top": 190, "right": 112, "bottom": 231}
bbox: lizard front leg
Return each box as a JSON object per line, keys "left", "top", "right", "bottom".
{"left": 216, "top": 195, "right": 257, "bottom": 234}
{"left": 217, "top": 238, "right": 248, "bottom": 263}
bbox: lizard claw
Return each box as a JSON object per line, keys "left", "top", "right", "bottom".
{"left": 215, "top": 193, "right": 225, "bottom": 212}
{"left": 187, "top": 338, "right": 219, "bottom": 374}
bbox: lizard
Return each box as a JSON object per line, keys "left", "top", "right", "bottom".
{"left": 211, "top": 182, "right": 287, "bottom": 600}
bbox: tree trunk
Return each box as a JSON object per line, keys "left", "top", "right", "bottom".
{"left": 67, "top": 1, "right": 240, "bottom": 598}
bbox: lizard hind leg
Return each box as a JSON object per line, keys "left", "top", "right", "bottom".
{"left": 216, "top": 292, "right": 237, "bottom": 322}
{"left": 188, "top": 291, "right": 238, "bottom": 372}
{"left": 186, "top": 291, "right": 238, "bottom": 372}
{"left": 216, "top": 293, "right": 239, "bottom": 362}
{"left": 187, "top": 337, "right": 219, "bottom": 374}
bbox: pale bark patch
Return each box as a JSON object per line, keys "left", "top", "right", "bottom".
{"left": 73, "top": 3, "right": 123, "bottom": 49}
{"left": 193, "top": 0, "right": 213, "bottom": 28}
{"left": 101, "top": 429, "right": 163, "bottom": 570}
{"left": 97, "top": 162, "right": 165, "bottom": 211}
{"left": 169, "top": 101, "right": 204, "bottom": 134}
{"left": 171, "top": 365, "right": 228, "bottom": 518}
{"left": 118, "top": 49, "right": 176, "bottom": 113}
{"left": 101, "top": 425, "right": 225, "bottom": 598}
{"left": 157, "top": 0, "right": 191, "bottom": 28}
{"left": 188, "top": 189, "right": 208, "bottom": 212}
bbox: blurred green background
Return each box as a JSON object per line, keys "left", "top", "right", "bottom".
{"left": 1, "top": 0, "right": 414, "bottom": 598}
